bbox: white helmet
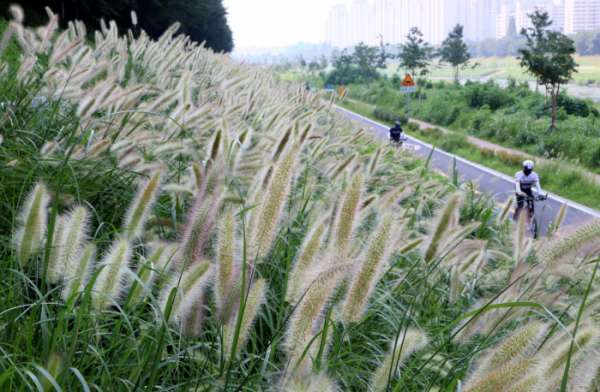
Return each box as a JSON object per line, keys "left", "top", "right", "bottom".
{"left": 523, "top": 160, "right": 534, "bottom": 169}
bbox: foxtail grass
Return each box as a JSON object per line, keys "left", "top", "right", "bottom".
{"left": 422, "top": 192, "right": 463, "bottom": 264}
{"left": 222, "top": 278, "right": 266, "bottom": 361}
{"left": 159, "top": 261, "right": 212, "bottom": 323}
{"left": 371, "top": 330, "right": 428, "bottom": 392}
{"left": 92, "top": 239, "right": 134, "bottom": 311}
{"left": 251, "top": 151, "right": 296, "bottom": 260}
{"left": 216, "top": 213, "right": 236, "bottom": 315}
{"left": 286, "top": 223, "right": 325, "bottom": 304}
{"left": 342, "top": 215, "right": 395, "bottom": 323}
{"left": 122, "top": 170, "right": 163, "bottom": 239}
{"left": 332, "top": 173, "right": 364, "bottom": 253}
{"left": 13, "top": 183, "right": 50, "bottom": 264}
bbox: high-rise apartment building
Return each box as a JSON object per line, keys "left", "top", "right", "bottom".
{"left": 325, "top": 4, "right": 349, "bottom": 48}
{"left": 325, "top": 0, "right": 598, "bottom": 49}
{"left": 496, "top": 0, "right": 566, "bottom": 38}
{"left": 565, "top": 0, "right": 600, "bottom": 34}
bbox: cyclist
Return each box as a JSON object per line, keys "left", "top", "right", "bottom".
{"left": 515, "top": 160, "right": 546, "bottom": 214}
{"left": 388, "top": 121, "right": 408, "bottom": 146}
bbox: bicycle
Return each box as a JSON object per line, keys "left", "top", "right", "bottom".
{"left": 514, "top": 194, "right": 548, "bottom": 239}
{"left": 390, "top": 135, "right": 409, "bottom": 149}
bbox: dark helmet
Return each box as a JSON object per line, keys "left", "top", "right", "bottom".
{"left": 395, "top": 121, "right": 401, "bottom": 127}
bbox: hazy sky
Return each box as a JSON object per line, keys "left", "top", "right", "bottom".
{"left": 223, "top": 0, "right": 353, "bottom": 48}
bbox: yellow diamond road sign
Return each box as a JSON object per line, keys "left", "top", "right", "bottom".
{"left": 401, "top": 73, "right": 415, "bottom": 86}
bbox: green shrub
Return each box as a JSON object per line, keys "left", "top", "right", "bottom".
{"left": 325, "top": 66, "right": 380, "bottom": 86}
{"left": 374, "top": 106, "right": 407, "bottom": 125}
{"left": 535, "top": 136, "right": 569, "bottom": 158}
{"left": 463, "top": 80, "right": 515, "bottom": 111}
{"left": 557, "top": 93, "right": 592, "bottom": 117}
{"left": 438, "top": 133, "right": 470, "bottom": 153}
{"left": 407, "top": 122, "right": 420, "bottom": 131}
{"left": 496, "top": 150, "right": 526, "bottom": 166}
{"left": 421, "top": 127, "right": 444, "bottom": 139}
{"left": 479, "top": 147, "right": 495, "bottom": 158}
{"left": 516, "top": 131, "right": 540, "bottom": 145}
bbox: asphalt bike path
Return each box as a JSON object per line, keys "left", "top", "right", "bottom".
{"left": 334, "top": 105, "right": 600, "bottom": 236}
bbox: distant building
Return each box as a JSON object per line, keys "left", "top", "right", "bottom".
{"left": 565, "top": 0, "right": 600, "bottom": 34}
{"left": 326, "top": 0, "right": 597, "bottom": 50}
{"left": 326, "top": 4, "right": 349, "bottom": 48}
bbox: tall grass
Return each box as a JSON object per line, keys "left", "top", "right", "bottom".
{"left": 1, "top": 7, "right": 600, "bottom": 391}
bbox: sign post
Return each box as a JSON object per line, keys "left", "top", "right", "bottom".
{"left": 400, "top": 73, "right": 416, "bottom": 124}
{"left": 339, "top": 85, "right": 344, "bottom": 97}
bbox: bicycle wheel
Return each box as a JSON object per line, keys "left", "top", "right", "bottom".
{"left": 530, "top": 218, "right": 538, "bottom": 239}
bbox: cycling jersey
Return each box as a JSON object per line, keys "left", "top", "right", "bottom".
{"left": 515, "top": 170, "right": 542, "bottom": 195}
{"left": 389, "top": 126, "right": 407, "bottom": 142}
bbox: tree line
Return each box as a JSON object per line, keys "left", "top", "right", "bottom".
{"left": 0, "top": 0, "right": 233, "bottom": 53}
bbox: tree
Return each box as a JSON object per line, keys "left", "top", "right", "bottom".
{"left": 353, "top": 42, "right": 379, "bottom": 88}
{"left": 330, "top": 48, "right": 354, "bottom": 83}
{"left": 319, "top": 54, "right": 328, "bottom": 70}
{"left": 330, "top": 48, "right": 354, "bottom": 70}
{"left": 438, "top": 24, "right": 477, "bottom": 80}
{"left": 297, "top": 54, "right": 307, "bottom": 68}
{"left": 308, "top": 56, "right": 320, "bottom": 73}
{"left": 590, "top": 32, "right": 600, "bottom": 55}
{"left": 518, "top": 10, "right": 578, "bottom": 134}
{"left": 397, "top": 27, "right": 434, "bottom": 102}
{"left": 4, "top": 0, "right": 234, "bottom": 53}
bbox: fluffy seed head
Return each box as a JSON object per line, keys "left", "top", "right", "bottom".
{"left": 476, "top": 322, "right": 547, "bottom": 376}
{"left": 13, "top": 183, "right": 50, "bottom": 264}
{"left": 216, "top": 213, "right": 236, "bottom": 314}
{"left": 60, "top": 206, "right": 90, "bottom": 283}
{"left": 342, "top": 215, "right": 395, "bottom": 323}
{"left": 286, "top": 223, "right": 325, "bottom": 304}
{"left": 423, "top": 192, "right": 463, "bottom": 264}
{"left": 181, "top": 267, "right": 213, "bottom": 338}
{"left": 285, "top": 262, "right": 352, "bottom": 375}
{"left": 178, "top": 193, "right": 218, "bottom": 269}
{"left": 46, "top": 216, "right": 66, "bottom": 284}
{"left": 62, "top": 243, "right": 95, "bottom": 302}
{"left": 159, "top": 261, "right": 211, "bottom": 323}
{"left": 122, "top": 170, "right": 164, "bottom": 240}
{"left": 537, "top": 322, "right": 600, "bottom": 379}
{"left": 252, "top": 151, "right": 296, "bottom": 260}
{"left": 539, "top": 220, "right": 600, "bottom": 270}
{"left": 92, "top": 239, "right": 133, "bottom": 311}
{"left": 371, "top": 330, "right": 428, "bottom": 392}
{"left": 9, "top": 5, "right": 24, "bottom": 23}
{"left": 332, "top": 173, "right": 363, "bottom": 253}
{"left": 463, "top": 358, "right": 537, "bottom": 392}
{"left": 39, "top": 352, "right": 64, "bottom": 392}
{"left": 222, "top": 278, "right": 266, "bottom": 361}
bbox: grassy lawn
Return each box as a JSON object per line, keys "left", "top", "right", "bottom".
{"left": 339, "top": 99, "right": 600, "bottom": 210}
{"left": 384, "top": 55, "right": 600, "bottom": 85}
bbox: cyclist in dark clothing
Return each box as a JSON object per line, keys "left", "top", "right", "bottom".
{"left": 388, "top": 121, "right": 407, "bottom": 146}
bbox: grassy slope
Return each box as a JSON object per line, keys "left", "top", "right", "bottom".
{"left": 340, "top": 99, "right": 600, "bottom": 210}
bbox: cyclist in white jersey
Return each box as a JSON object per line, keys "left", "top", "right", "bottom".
{"left": 515, "top": 160, "right": 546, "bottom": 212}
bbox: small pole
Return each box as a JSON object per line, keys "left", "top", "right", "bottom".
{"left": 407, "top": 90, "right": 410, "bottom": 124}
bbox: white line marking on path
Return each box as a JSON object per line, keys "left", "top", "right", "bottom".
{"left": 335, "top": 104, "right": 600, "bottom": 219}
